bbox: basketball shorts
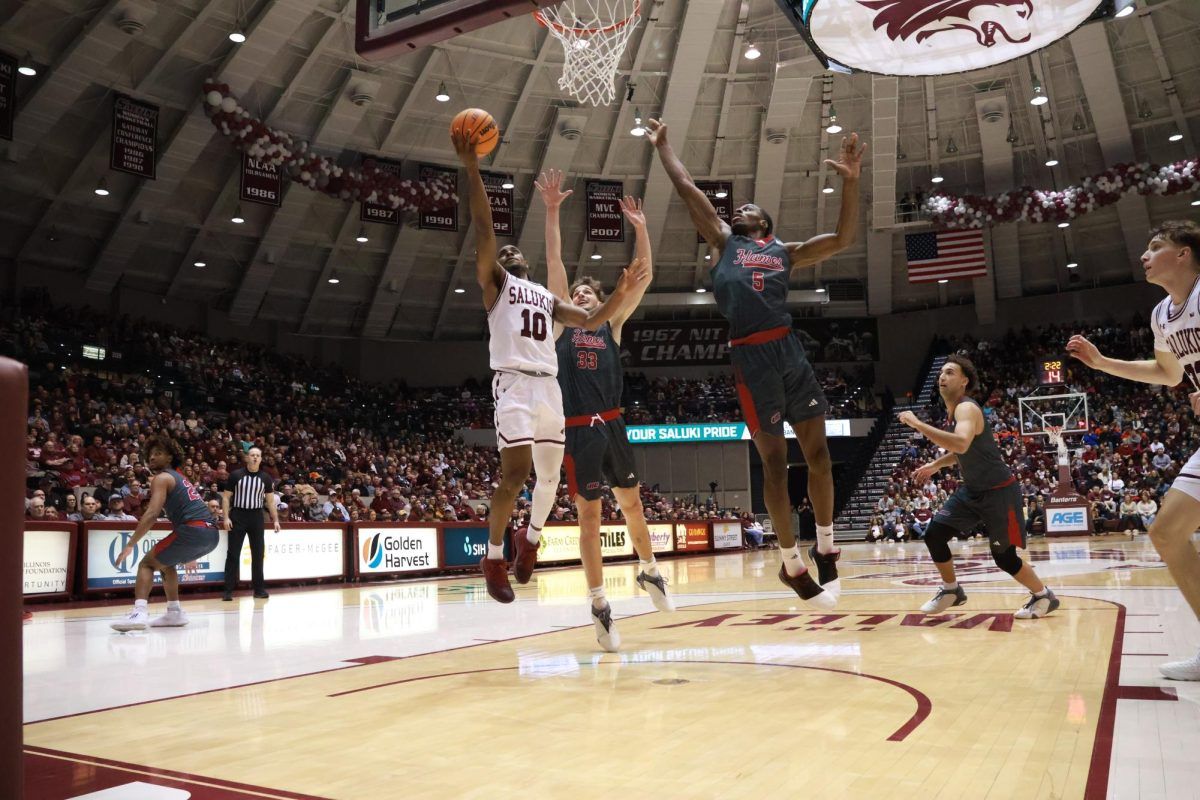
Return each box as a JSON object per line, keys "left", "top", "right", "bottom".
{"left": 731, "top": 331, "right": 829, "bottom": 437}
{"left": 933, "top": 483, "right": 1027, "bottom": 551}
{"left": 564, "top": 417, "right": 639, "bottom": 501}
{"left": 1169, "top": 447, "right": 1200, "bottom": 503}
{"left": 492, "top": 371, "right": 565, "bottom": 450}
{"left": 153, "top": 520, "right": 220, "bottom": 566}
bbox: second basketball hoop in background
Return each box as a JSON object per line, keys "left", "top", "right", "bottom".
{"left": 450, "top": 108, "right": 500, "bottom": 156}
{"left": 535, "top": 0, "right": 643, "bottom": 107}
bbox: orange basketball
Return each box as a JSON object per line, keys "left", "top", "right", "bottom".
{"left": 450, "top": 108, "right": 499, "bottom": 156}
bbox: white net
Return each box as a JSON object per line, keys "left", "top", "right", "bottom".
{"left": 536, "top": 0, "right": 642, "bottom": 107}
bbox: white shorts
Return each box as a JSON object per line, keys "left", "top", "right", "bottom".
{"left": 1171, "top": 448, "right": 1200, "bottom": 503}
{"left": 492, "top": 372, "right": 565, "bottom": 450}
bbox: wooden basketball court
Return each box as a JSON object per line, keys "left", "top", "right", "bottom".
{"left": 23, "top": 537, "right": 1200, "bottom": 799}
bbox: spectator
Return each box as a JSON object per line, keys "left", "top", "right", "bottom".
{"left": 27, "top": 496, "right": 57, "bottom": 520}
{"left": 69, "top": 493, "right": 105, "bottom": 522}
{"left": 106, "top": 494, "right": 138, "bottom": 522}
{"left": 1137, "top": 491, "right": 1158, "bottom": 532}
{"left": 1118, "top": 493, "right": 1142, "bottom": 533}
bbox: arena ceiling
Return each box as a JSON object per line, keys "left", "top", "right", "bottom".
{"left": 2, "top": 0, "right": 1199, "bottom": 341}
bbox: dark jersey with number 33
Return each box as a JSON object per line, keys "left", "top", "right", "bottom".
{"left": 711, "top": 234, "right": 792, "bottom": 340}
{"left": 161, "top": 468, "right": 213, "bottom": 524}
{"left": 556, "top": 322, "right": 623, "bottom": 416}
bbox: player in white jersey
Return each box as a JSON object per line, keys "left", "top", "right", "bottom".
{"left": 453, "top": 129, "right": 649, "bottom": 604}
{"left": 1068, "top": 220, "right": 1200, "bottom": 680}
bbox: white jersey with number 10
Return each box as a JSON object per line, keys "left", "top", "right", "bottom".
{"left": 487, "top": 271, "right": 559, "bottom": 375}
{"left": 1151, "top": 275, "right": 1200, "bottom": 387}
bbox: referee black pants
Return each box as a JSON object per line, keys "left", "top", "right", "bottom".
{"left": 224, "top": 509, "right": 265, "bottom": 594}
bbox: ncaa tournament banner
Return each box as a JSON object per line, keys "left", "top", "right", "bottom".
{"left": 84, "top": 522, "right": 228, "bottom": 592}
{"left": 696, "top": 181, "right": 733, "bottom": 244}
{"left": 110, "top": 94, "right": 158, "bottom": 179}
{"left": 355, "top": 525, "right": 438, "bottom": 577}
{"left": 360, "top": 154, "right": 404, "bottom": 225}
{"left": 419, "top": 164, "right": 458, "bottom": 231}
{"left": 674, "top": 522, "right": 710, "bottom": 552}
{"left": 0, "top": 51, "right": 14, "bottom": 142}
{"left": 442, "top": 525, "right": 509, "bottom": 568}
{"left": 242, "top": 524, "right": 344, "bottom": 581}
{"left": 712, "top": 521, "right": 742, "bottom": 549}
{"left": 647, "top": 523, "right": 674, "bottom": 554}
{"left": 240, "top": 152, "right": 283, "bottom": 207}
{"left": 23, "top": 523, "right": 75, "bottom": 596}
{"left": 586, "top": 180, "right": 624, "bottom": 243}
{"left": 482, "top": 171, "right": 514, "bottom": 237}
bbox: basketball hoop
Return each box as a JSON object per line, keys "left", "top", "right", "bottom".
{"left": 535, "top": 0, "right": 642, "bottom": 107}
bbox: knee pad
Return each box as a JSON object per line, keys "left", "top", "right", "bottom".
{"left": 922, "top": 521, "right": 955, "bottom": 563}
{"left": 991, "top": 545, "right": 1023, "bottom": 576}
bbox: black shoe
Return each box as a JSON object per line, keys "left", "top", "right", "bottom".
{"left": 777, "top": 565, "right": 837, "bottom": 610}
{"left": 253, "top": 591, "right": 269, "bottom": 599}
{"left": 808, "top": 545, "right": 840, "bottom": 586}
{"left": 222, "top": 593, "right": 233, "bottom": 602}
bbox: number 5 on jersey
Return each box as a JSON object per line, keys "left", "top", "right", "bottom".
{"left": 752, "top": 271, "right": 764, "bottom": 292}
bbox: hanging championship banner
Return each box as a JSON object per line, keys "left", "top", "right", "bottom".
{"left": 0, "top": 52, "right": 15, "bottom": 142}
{"left": 419, "top": 164, "right": 458, "bottom": 231}
{"left": 482, "top": 172, "right": 514, "bottom": 237}
{"left": 240, "top": 153, "right": 282, "bottom": 207}
{"left": 360, "top": 155, "right": 404, "bottom": 225}
{"left": 696, "top": 181, "right": 733, "bottom": 244}
{"left": 110, "top": 94, "right": 158, "bottom": 179}
{"left": 586, "top": 180, "right": 624, "bottom": 243}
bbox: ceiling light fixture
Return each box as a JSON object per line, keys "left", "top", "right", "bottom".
{"left": 1045, "top": 158, "right": 1059, "bottom": 167}
{"left": 744, "top": 34, "right": 761, "bottom": 61}
{"left": 1169, "top": 133, "right": 1184, "bottom": 143}
{"left": 695, "top": 287, "right": 707, "bottom": 293}
{"left": 1071, "top": 113, "right": 1085, "bottom": 132}
{"left": 501, "top": 176, "right": 515, "bottom": 189}
{"left": 826, "top": 105, "right": 842, "bottom": 134}
{"left": 327, "top": 273, "right": 340, "bottom": 285}
{"left": 937, "top": 279, "right": 949, "bottom": 284}
{"left": 815, "top": 286, "right": 827, "bottom": 294}
{"left": 355, "top": 229, "right": 369, "bottom": 243}
{"left": 630, "top": 108, "right": 645, "bottom": 137}
{"left": 1058, "top": 221, "right": 1070, "bottom": 228}
{"left": 822, "top": 179, "right": 834, "bottom": 195}
{"left": 228, "top": 28, "right": 246, "bottom": 43}
{"left": 1192, "top": 199, "right": 1200, "bottom": 207}
{"left": 590, "top": 247, "right": 602, "bottom": 261}
{"left": 454, "top": 287, "right": 466, "bottom": 294}
{"left": 1030, "top": 75, "right": 1048, "bottom": 106}
{"left": 17, "top": 54, "right": 37, "bottom": 76}
{"left": 193, "top": 260, "right": 206, "bottom": 268}
{"left": 945, "top": 137, "right": 958, "bottom": 155}
{"left": 1005, "top": 124, "right": 1018, "bottom": 144}
{"left": 1066, "top": 261, "right": 1079, "bottom": 268}
{"left": 93, "top": 178, "right": 110, "bottom": 196}
{"left": 1114, "top": 2, "right": 1135, "bottom": 18}
{"left": 931, "top": 173, "right": 944, "bottom": 184}
{"left": 230, "top": 207, "right": 245, "bottom": 224}
{"left": 714, "top": 188, "right": 728, "bottom": 199}
{"left": 435, "top": 82, "right": 450, "bottom": 103}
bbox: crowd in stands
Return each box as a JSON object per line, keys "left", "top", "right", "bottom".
{"left": 10, "top": 302, "right": 789, "bottom": 529}
{"left": 879, "top": 317, "right": 1185, "bottom": 539}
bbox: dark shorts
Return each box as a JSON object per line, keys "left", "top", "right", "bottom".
{"left": 564, "top": 417, "right": 639, "bottom": 502}
{"left": 152, "top": 521, "right": 220, "bottom": 567}
{"left": 933, "top": 483, "right": 1026, "bottom": 551}
{"left": 731, "top": 331, "right": 828, "bottom": 437}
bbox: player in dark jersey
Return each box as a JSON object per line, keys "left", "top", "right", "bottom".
{"left": 899, "top": 355, "right": 1059, "bottom": 619}
{"left": 646, "top": 118, "right": 864, "bottom": 610}
{"left": 536, "top": 169, "right": 674, "bottom": 651}
{"left": 111, "top": 433, "right": 220, "bottom": 632}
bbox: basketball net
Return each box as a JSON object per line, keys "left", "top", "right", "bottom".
{"left": 1045, "top": 425, "right": 1068, "bottom": 466}
{"left": 535, "top": 0, "right": 641, "bottom": 107}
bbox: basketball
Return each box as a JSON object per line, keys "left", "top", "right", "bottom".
{"left": 450, "top": 108, "right": 499, "bottom": 156}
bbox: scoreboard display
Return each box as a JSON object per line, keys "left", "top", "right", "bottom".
{"left": 1038, "top": 359, "right": 1065, "bottom": 386}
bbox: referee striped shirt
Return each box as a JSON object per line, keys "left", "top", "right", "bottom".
{"left": 224, "top": 468, "right": 275, "bottom": 512}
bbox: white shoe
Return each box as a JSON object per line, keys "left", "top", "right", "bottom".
{"left": 636, "top": 571, "right": 676, "bottom": 612}
{"left": 920, "top": 585, "right": 967, "bottom": 614}
{"left": 111, "top": 608, "right": 149, "bottom": 632}
{"left": 1160, "top": 648, "right": 1200, "bottom": 681}
{"left": 592, "top": 603, "right": 621, "bottom": 652}
{"left": 1014, "top": 589, "right": 1060, "bottom": 619}
{"left": 150, "top": 608, "right": 189, "bottom": 627}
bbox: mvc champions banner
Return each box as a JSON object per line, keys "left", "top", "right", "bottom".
{"left": 419, "top": 164, "right": 458, "bottom": 231}
{"left": 360, "top": 155, "right": 404, "bottom": 225}
{"left": 110, "top": 94, "right": 158, "bottom": 179}
{"left": 482, "top": 171, "right": 515, "bottom": 237}
{"left": 240, "top": 153, "right": 283, "bottom": 206}
{"left": 586, "top": 180, "right": 624, "bottom": 243}
{"left": 696, "top": 181, "right": 733, "bottom": 244}
{"left": 0, "top": 51, "right": 14, "bottom": 142}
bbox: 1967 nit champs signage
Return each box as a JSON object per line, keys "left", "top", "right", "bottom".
{"left": 110, "top": 94, "right": 158, "bottom": 179}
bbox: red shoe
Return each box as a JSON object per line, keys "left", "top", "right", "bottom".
{"left": 777, "top": 565, "right": 837, "bottom": 610}
{"left": 480, "top": 557, "right": 515, "bottom": 603}
{"left": 512, "top": 527, "right": 539, "bottom": 585}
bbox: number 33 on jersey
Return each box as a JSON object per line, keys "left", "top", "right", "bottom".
{"left": 488, "top": 271, "right": 559, "bottom": 375}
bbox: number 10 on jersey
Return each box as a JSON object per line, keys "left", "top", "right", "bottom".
{"left": 520, "top": 309, "right": 547, "bottom": 341}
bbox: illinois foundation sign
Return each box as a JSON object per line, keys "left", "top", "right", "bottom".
{"left": 790, "top": 0, "right": 1109, "bottom": 76}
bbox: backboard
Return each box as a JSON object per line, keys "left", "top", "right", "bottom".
{"left": 1018, "top": 391, "right": 1089, "bottom": 440}
{"left": 355, "top": 0, "right": 564, "bottom": 61}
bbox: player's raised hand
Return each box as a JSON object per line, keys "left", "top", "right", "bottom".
{"left": 451, "top": 128, "right": 478, "bottom": 168}
{"left": 644, "top": 118, "right": 668, "bottom": 147}
{"left": 824, "top": 132, "right": 866, "bottom": 181}
{"left": 534, "top": 168, "right": 573, "bottom": 209}
{"left": 614, "top": 257, "right": 651, "bottom": 297}
{"left": 914, "top": 462, "right": 939, "bottom": 484}
{"left": 619, "top": 196, "right": 646, "bottom": 228}
{"left": 1066, "top": 334, "right": 1102, "bottom": 368}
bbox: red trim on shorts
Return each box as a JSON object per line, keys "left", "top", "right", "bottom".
{"left": 564, "top": 453, "right": 579, "bottom": 498}
{"left": 565, "top": 408, "right": 621, "bottom": 427}
{"left": 1006, "top": 507, "right": 1021, "bottom": 548}
{"left": 184, "top": 519, "right": 212, "bottom": 528}
{"left": 734, "top": 366, "right": 761, "bottom": 437}
{"left": 990, "top": 476, "right": 1016, "bottom": 490}
{"left": 152, "top": 532, "right": 177, "bottom": 555}
{"left": 729, "top": 326, "right": 790, "bottom": 347}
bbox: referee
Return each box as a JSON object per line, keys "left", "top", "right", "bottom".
{"left": 221, "top": 446, "right": 280, "bottom": 601}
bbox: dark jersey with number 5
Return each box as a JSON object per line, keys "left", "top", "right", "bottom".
{"left": 556, "top": 322, "right": 622, "bottom": 416}
{"left": 711, "top": 234, "right": 791, "bottom": 340}
{"left": 162, "top": 468, "right": 213, "bottom": 524}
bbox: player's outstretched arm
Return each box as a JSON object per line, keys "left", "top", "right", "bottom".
{"left": 645, "top": 119, "right": 729, "bottom": 249}
{"left": 115, "top": 472, "right": 173, "bottom": 563}
{"left": 553, "top": 257, "right": 651, "bottom": 331}
{"left": 1067, "top": 334, "right": 1184, "bottom": 386}
{"left": 914, "top": 452, "right": 958, "bottom": 484}
{"left": 610, "top": 196, "right": 652, "bottom": 336}
{"left": 898, "top": 403, "right": 977, "bottom": 455}
{"left": 786, "top": 133, "right": 866, "bottom": 269}
{"left": 535, "top": 168, "right": 573, "bottom": 302}
{"left": 453, "top": 129, "right": 502, "bottom": 307}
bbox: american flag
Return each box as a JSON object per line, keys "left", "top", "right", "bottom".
{"left": 905, "top": 230, "right": 988, "bottom": 283}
